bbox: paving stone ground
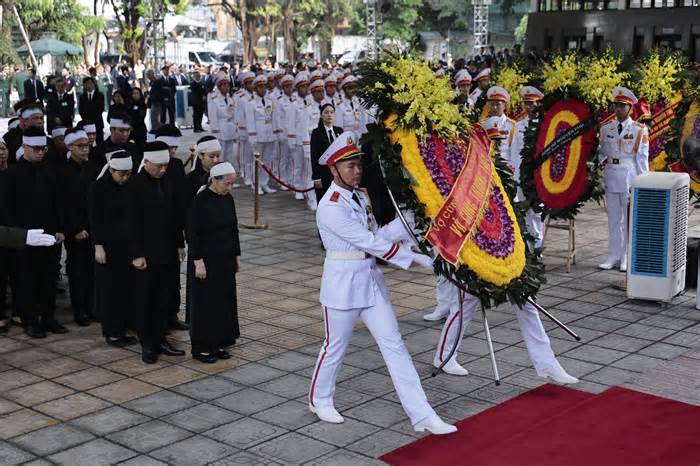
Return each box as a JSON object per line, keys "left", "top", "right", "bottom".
{"left": 1, "top": 126, "right": 699, "bottom": 465}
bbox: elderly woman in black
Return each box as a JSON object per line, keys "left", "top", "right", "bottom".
{"left": 188, "top": 162, "right": 241, "bottom": 363}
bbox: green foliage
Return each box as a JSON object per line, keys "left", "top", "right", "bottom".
{"left": 14, "top": 0, "right": 105, "bottom": 46}
{"left": 351, "top": 0, "right": 423, "bottom": 41}
{"left": 514, "top": 14, "right": 528, "bottom": 44}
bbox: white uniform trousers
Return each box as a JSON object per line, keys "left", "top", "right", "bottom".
{"left": 289, "top": 145, "right": 312, "bottom": 191}
{"left": 219, "top": 139, "right": 239, "bottom": 175}
{"left": 309, "top": 284, "right": 435, "bottom": 425}
{"left": 433, "top": 280, "right": 559, "bottom": 376}
{"left": 254, "top": 141, "right": 275, "bottom": 188}
{"left": 240, "top": 140, "right": 253, "bottom": 185}
{"left": 605, "top": 190, "right": 629, "bottom": 264}
{"left": 279, "top": 141, "right": 293, "bottom": 184}
{"left": 525, "top": 209, "right": 545, "bottom": 248}
{"left": 271, "top": 141, "right": 281, "bottom": 179}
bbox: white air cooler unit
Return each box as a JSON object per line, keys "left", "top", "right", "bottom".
{"left": 627, "top": 172, "right": 690, "bottom": 302}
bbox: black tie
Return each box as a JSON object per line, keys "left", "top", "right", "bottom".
{"left": 351, "top": 192, "right": 361, "bottom": 206}
{"left": 328, "top": 129, "right": 334, "bottom": 142}
{"left": 617, "top": 122, "right": 623, "bottom": 135}
{"left": 224, "top": 96, "right": 228, "bottom": 105}
{"left": 262, "top": 97, "right": 266, "bottom": 106}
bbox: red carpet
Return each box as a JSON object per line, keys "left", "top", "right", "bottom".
{"left": 380, "top": 384, "right": 700, "bottom": 466}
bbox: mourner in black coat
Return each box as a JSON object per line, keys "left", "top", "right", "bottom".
{"left": 310, "top": 103, "right": 343, "bottom": 202}
{"left": 78, "top": 78, "right": 105, "bottom": 145}
{"left": 188, "top": 162, "right": 240, "bottom": 363}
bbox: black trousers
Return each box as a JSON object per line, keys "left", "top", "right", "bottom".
{"left": 169, "top": 262, "right": 181, "bottom": 322}
{"left": 192, "top": 104, "right": 204, "bottom": 130}
{"left": 160, "top": 100, "right": 175, "bottom": 125}
{"left": 96, "top": 244, "right": 132, "bottom": 338}
{"left": 0, "top": 248, "right": 17, "bottom": 321}
{"left": 133, "top": 263, "right": 171, "bottom": 351}
{"left": 15, "top": 246, "right": 59, "bottom": 325}
{"left": 65, "top": 239, "right": 94, "bottom": 320}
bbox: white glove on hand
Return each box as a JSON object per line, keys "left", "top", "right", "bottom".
{"left": 412, "top": 253, "right": 434, "bottom": 271}
{"left": 26, "top": 229, "right": 56, "bottom": 247}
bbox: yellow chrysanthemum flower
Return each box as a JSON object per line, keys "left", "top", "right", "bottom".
{"left": 579, "top": 50, "right": 630, "bottom": 110}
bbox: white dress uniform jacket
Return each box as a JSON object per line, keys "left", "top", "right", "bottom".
{"left": 317, "top": 183, "right": 415, "bottom": 310}
{"left": 599, "top": 117, "right": 649, "bottom": 193}
{"left": 485, "top": 114, "right": 517, "bottom": 157}
{"left": 207, "top": 89, "right": 237, "bottom": 141}
{"left": 245, "top": 93, "right": 276, "bottom": 146}
{"left": 337, "top": 95, "right": 364, "bottom": 133}
{"left": 510, "top": 116, "right": 529, "bottom": 199}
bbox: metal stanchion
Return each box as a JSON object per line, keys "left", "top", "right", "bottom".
{"left": 243, "top": 153, "right": 267, "bottom": 230}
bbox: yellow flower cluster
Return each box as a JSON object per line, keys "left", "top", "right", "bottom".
{"left": 635, "top": 51, "right": 684, "bottom": 104}
{"left": 388, "top": 120, "right": 525, "bottom": 286}
{"left": 542, "top": 52, "right": 579, "bottom": 94}
{"left": 461, "top": 164, "right": 526, "bottom": 286}
{"left": 494, "top": 64, "right": 530, "bottom": 112}
{"left": 379, "top": 58, "right": 464, "bottom": 138}
{"left": 579, "top": 50, "right": 630, "bottom": 110}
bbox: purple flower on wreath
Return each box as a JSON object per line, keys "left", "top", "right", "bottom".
{"left": 418, "top": 135, "right": 452, "bottom": 197}
{"left": 443, "top": 137, "right": 466, "bottom": 179}
{"left": 649, "top": 134, "right": 665, "bottom": 161}
{"left": 472, "top": 186, "right": 515, "bottom": 258}
{"left": 549, "top": 126, "right": 568, "bottom": 180}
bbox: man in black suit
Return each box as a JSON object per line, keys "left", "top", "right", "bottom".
{"left": 23, "top": 69, "right": 44, "bottom": 102}
{"left": 159, "top": 65, "right": 176, "bottom": 125}
{"left": 173, "top": 67, "right": 188, "bottom": 87}
{"left": 189, "top": 69, "right": 206, "bottom": 132}
{"left": 78, "top": 77, "right": 105, "bottom": 145}
{"left": 46, "top": 78, "right": 74, "bottom": 132}
{"left": 116, "top": 65, "right": 132, "bottom": 97}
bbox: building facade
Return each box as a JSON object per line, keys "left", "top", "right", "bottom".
{"left": 525, "top": 1, "right": 700, "bottom": 61}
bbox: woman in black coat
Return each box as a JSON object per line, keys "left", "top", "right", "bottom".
{"left": 310, "top": 103, "right": 343, "bottom": 202}
{"left": 188, "top": 162, "right": 241, "bottom": 363}
{"left": 128, "top": 87, "right": 148, "bottom": 149}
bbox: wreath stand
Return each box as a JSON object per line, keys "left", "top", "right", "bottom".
{"left": 542, "top": 218, "right": 577, "bottom": 273}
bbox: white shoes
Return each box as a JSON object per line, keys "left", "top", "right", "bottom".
{"left": 423, "top": 308, "right": 449, "bottom": 322}
{"left": 598, "top": 261, "right": 619, "bottom": 270}
{"left": 279, "top": 185, "right": 289, "bottom": 191}
{"left": 261, "top": 185, "right": 277, "bottom": 194}
{"left": 435, "top": 358, "right": 469, "bottom": 376}
{"left": 414, "top": 414, "right": 457, "bottom": 435}
{"left": 309, "top": 404, "right": 344, "bottom": 424}
{"left": 244, "top": 179, "right": 253, "bottom": 186}
{"left": 232, "top": 183, "right": 241, "bottom": 189}
{"left": 251, "top": 185, "right": 264, "bottom": 195}
{"left": 294, "top": 192, "right": 304, "bottom": 200}
{"left": 620, "top": 256, "right": 627, "bottom": 272}
{"left": 539, "top": 364, "right": 579, "bottom": 385}
{"left": 306, "top": 196, "right": 318, "bottom": 211}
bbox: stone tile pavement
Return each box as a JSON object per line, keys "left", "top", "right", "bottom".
{"left": 1, "top": 129, "right": 700, "bottom": 464}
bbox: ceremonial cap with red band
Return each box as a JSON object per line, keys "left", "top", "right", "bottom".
{"left": 520, "top": 85, "right": 544, "bottom": 102}
{"left": 612, "top": 86, "right": 638, "bottom": 105}
{"left": 474, "top": 68, "right": 491, "bottom": 82}
{"left": 486, "top": 86, "right": 510, "bottom": 103}
{"left": 319, "top": 131, "right": 362, "bottom": 166}
{"left": 454, "top": 69, "right": 472, "bottom": 86}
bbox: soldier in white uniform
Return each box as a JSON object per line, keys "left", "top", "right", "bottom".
{"left": 323, "top": 74, "right": 342, "bottom": 108}
{"left": 235, "top": 71, "right": 255, "bottom": 186}
{"left": 336, "top": 76, "right": 364, "bottom": 134}
{"left": 245, "top": 74, "right": 277, "bottom": 194}
{"left": 288, "top": 72, "right": 315, "bottom": 209}
{"left": 273, "top": 74, "right": 295, "bottom": 186}
{"left": 454, "top": 69, "right": 473, "bottom": 107}
{"left": 598, "top": 87, "right": 650, "bottom": 272}
{"left": 207, "top": 71, "right": 238, "bottom": 175}
{"left": 470, "top": 68, "right": 491, "bottom": 104}
{"left": 510, "top": 86, "right": 546, "bottom": 247}
{"left": 307, "top": 78, "right": 326, "bottom": 131}
{"left": 309, "top": 131, "right": 456, "bottom": 435}
{"left": 481, "top": 86, "right": 517, "bottom": 157}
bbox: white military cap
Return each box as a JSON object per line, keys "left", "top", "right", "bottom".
{"left": 319, "top": 131, "right": 362, "bottom": 166}
{"left": 454, "top": 69, "right": 472, "bottom": 86}
{"left": 520, "top": 86, "right": 544, "bottom": 102}
{"left": 612, "top": 87, "right": 638, "bottom": 105}
{"left": 474, "top": 68, "right": 491, "bottom": 82}
{"left": 486, "top": 86, "right": 510, "bottom": 102}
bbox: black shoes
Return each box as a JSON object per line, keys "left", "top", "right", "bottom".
{"left": 193, "top": 353, "right": 218, "bottom": 364}
{"left": 43, "top": 320, "right": 69, "bottom": 334}
{"left": 105, "top": 335, "right": 138, "bottom": 348}
{"left": 142, "top": 348, "right": 158, "bottom": 364}
{"left": 75, "top": 315, "right": 92, "bottom": 327}
{"left": 216, "top": 349, "right": 231, "bottom": 359}
{"left": 168, "top": 319, "right": 189, "bottom": 331}
{"left": 26, "top": 324, "right": 47, "bottom": 338}
{"left": 159, "top": 339, "right": 185, "bottom": 356}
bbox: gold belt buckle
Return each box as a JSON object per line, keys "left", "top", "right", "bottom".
{"left": 612, "top": 158, "right": 620, "bottom": 165}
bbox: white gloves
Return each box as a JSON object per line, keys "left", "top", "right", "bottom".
{"left": 25, "top": 229, "right": 56, "bottom": 247}
{"left": 412, "top": 253, "right": 434, "bottom": 271}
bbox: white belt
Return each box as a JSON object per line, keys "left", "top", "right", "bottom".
{"left": 326, "top": 250, "right": 370, "bottom": 260}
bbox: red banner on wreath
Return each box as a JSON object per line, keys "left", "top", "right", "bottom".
{"left": 426, "top": 127, "right": 493, "bottom": 265}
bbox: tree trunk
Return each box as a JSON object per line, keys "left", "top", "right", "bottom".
{"left": 82, "top": 35, "right": 90, "bottom": 65}
{"left": 283, "top": 0, "right": 295, "bottom": 64}
{"left": 94, "top": 32, "right": 100, "bottom": 65}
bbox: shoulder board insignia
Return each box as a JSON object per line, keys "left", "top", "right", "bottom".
{"left": 330, "top": 192, "right": 340, "bottom": 202}
{"left": 633, "top": 122, "right": 644, "bottom": 128}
